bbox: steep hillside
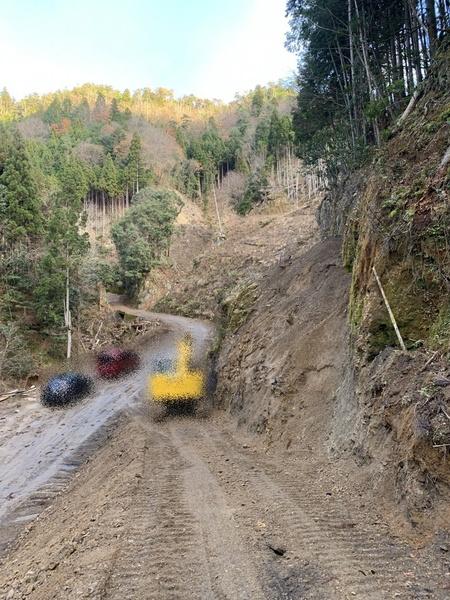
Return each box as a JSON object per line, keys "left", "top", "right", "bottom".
{"left": 317, "top": 41, "right": 450, "bottom": 532}
{"left": 155, "top": 44, "right": 450, "bottom": 541}
{"left": 152, "top": 194, "right": 320, "bottom": 320}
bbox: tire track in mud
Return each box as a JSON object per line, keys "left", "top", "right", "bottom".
{"left": 170, "top": 423, "right": 267, "bottom": 600}
{"left": 172, "top": 423, "right": 337, "bottom": 600}
{"left": 102, "top": 419, "right": 269, "bottom": 600}
{"left": 1, "top": 413, "right": 447, "bottom": 599}
{"left": 176, "top": 423, "right": 447, "bottom": 599}
{"left": 101, "top": 427, "right": 211, "bottom": 599}
{"left": 0, "top": 410, "right": 128, "bottom": 556}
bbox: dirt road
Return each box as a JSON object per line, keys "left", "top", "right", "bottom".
{"left": 0, "top": 310, "right": 448, "bottom": 599}
{"left": 0, "top": 309, "right": 212, "bottom": 555}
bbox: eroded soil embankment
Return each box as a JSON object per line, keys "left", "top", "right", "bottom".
{"left": 216, "top": 236, "right": 450, "bottom": 542}
{"left": 217, "top": 238, "right": 350, "bottom": 449}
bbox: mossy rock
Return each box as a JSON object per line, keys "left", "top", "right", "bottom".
{"left": 222, "top": 282, "right": 258, "bottom": 332}
{"left": 343, "top": 218, "right": 359, "bottom": 272}
{"left": 429, "top": 303, "right": 450, "bottom": 352}
{"left": 364, "top": 262, "right": 445, "bottom": 357}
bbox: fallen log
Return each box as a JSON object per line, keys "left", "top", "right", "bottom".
{"left": 0, "top": 385, "right": 36, "bottom": 403}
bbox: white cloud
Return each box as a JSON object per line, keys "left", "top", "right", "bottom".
{"left": 191, "top": 0, "right": 296, "bottom": 100}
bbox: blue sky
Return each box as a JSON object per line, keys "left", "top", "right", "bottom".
{"left": 1, "top": 0, "right": 297, "bottom": 101}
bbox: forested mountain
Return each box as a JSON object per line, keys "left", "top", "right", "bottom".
{"left": 0, "top": 81, "right": 300, "bottom": 378}
{"left": 1, "top": 0, "right": 447, "bottom": 386}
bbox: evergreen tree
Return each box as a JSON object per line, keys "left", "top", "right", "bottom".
{"left": 0, "top": 123, "right": 12, "bottom": 165}
{"left": 34, "top": 158, "right": 89, "bottom": 356}
{"left": 186, "top": 122, "right": 227, "bottom": 193}
{"left": 237, "top": 167, "right": 269, "bottom": 215}
{"left": 0, "top": 133, "right": 42, "bottom": 243}
{"left": 267, "top": 111, "right": 293, "bottom": 159}
{"left": 0, "top": 87, "right": 14, "bottom": 120}
{"left": 286, "top": 0, "right": 448, "bottom": 179}
{"left": 110, "top": 98, "right": 121, "bottom": 122}
{"left": 111, "top": 188, "right": 182, "bottom": 297}
{"left": 254, "top": 119, "right": 270, "bottom": 155}
{"left": 251, "top": 85, "right": 264, "bottom": 116}
{"left": 126, "top": 132, "right": 145, "bottom": 194}
{"left": 92, "top": 92, "right": 108, "bottom": 122}
{"left": 61, "top": 97, "right": 73, "bottom": 119}
{"left": 101, "top": 126, "right": 126, "bottom": 157}
{"left": 100, "top": 154, "right": 120, "bottom": 198}
{"left": 59, "top": 156, "right": 89, "bottom": 202}
{"left": 121, "top": 89, "right": 132, "bottom": 105}
{"left": 43, "top": 97, "right": 63, "bottom": 124}
{"left": 75, "top": 98, "right": 90, "bottom": 123}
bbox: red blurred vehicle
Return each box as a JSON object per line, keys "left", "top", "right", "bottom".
{"left": 96, "top": 348, "right": 140, "bottom": 379}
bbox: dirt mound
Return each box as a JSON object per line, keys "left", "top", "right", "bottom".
{"left": 216, "top": 239, "right": 350, "bottom": 452}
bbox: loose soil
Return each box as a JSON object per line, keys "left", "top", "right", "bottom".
{"left": 0, "top": 411, "right": 448, "bottom": 599}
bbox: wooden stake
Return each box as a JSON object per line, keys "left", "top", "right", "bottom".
{"left": 420, "top": 350, "right": 439, "bottom": 372}
{"left": 64, "top": 266, "right": 72, "bottom": 359}
{"left": 372, "top": 266, "right": 407, "bottom": 352}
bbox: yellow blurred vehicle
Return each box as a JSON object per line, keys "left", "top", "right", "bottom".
{"left": 149, "top": 337, "right": 205, "bottom": 405}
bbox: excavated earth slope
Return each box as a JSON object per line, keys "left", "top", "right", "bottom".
{"left": 0, "top": 200, "right": 449, "bottom": 598}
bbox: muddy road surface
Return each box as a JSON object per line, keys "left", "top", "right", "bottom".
{"left": 0, "top": 311, "right": 448, "bottom": 599}
{"left": 0, "top": 309, "right": 213, "bottom": 554}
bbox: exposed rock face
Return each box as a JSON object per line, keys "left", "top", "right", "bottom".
{"left": 313, "top": 42, "right": 450, "bottom": 530}
{"left": 317, "top": 171, "right": 365, "bottom": 238}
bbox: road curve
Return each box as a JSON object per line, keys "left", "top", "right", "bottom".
{"left": 0, "top": 308, "right": 214, "bottom": 553}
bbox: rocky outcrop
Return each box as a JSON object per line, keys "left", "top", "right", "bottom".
{"left": 317, "top": 171, "right": 365, "bottom": 238}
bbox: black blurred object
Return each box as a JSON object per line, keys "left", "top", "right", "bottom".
{"left": 41, "top": 372, "right": 94, "bottom": 408}
{"left": 96, "top": 347, "right": 140, "bottom": 379}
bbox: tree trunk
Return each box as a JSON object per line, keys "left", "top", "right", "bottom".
{"left": 410, "top": 4, "right": 423, "bottom": 83}
{"left": 348, "top": 0, "right": 358, "bottom": 132}
{"left": 354, "top": 0, "right": 380, "bottom": 144}
{"left": 438, "top": 0, "right": 448, "bottom": 32}
{"left": 212, "top": 186, "right": 224, "bottom": 237}
{"left": 396, "top": 85, "right": 422, "bottom": 127}
{"left": 64, "top": 267, "right": 72, "bottom": 360}
{"left": 426, "top": 0, "right": 438, "bottom": 55}
{"left": 410, "top": 0, "right": 430, "bottom": 66}
{"left": 404, "top": 13, "right": 415, "bottom": 93}
{"left": 335, "top": 37, "right": 356, "bottom": 147}
{"left": 102, "top": 191, "right": 105, "bottom": 237}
